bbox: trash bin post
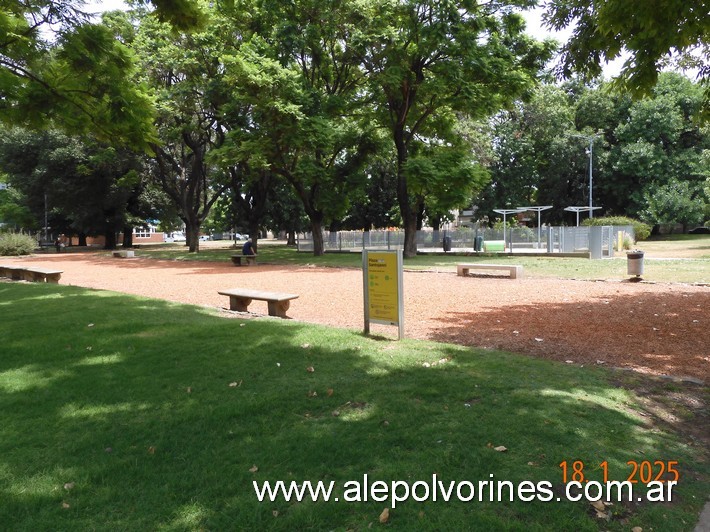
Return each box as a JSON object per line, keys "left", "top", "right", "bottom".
{"left": 443, "top": 235, "right": 452, "bottom": 252}
{"left": 626, "top": 250, "right": 644, "bottom": 281}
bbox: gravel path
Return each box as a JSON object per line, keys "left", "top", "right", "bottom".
{"left": 5, "top": 252, "right": 709, "bottom": 382}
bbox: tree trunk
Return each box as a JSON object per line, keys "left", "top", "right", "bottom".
{"left": 78, "top": 232, "right": 87, "bottom": 247}
{"left": 249, "top": 221, "right": 260, "bottom": 254}
{"left": 122, "top": 225, "right": 134, "bottom": 248}
{"left": 185, "top": 220, "right": 200, "bottom": 252}
{"left": 287, "top": 230, "right": 297, "bottom": 246}
{"left": 311, "top": 218, "right": 325, "bottom": 256}
{"left": 103, "top": 229, "right": 117, "bottom": 250}
{"left": 394, "top": 128, "right": 418, "bottom": 258}
{"left": 402, "top": 214, "right": 418, "bottom": 259}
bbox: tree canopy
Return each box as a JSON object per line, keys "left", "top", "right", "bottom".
{"left": 544, "top": 0, "right": 709, "bottom": 115}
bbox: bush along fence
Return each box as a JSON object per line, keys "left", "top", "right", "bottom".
{"left": 296, "top": 226, "right": 635, "bottom": 259}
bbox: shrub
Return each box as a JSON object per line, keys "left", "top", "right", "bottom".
{"left": 0, "top": 232, "right": 37, "bottom": 256}
{"left": 582, "top": 216, "right": 651, "bottom": 241}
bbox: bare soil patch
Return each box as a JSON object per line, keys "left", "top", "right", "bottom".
{"left": 5, "top": 252, "right": 709, "bottom": 383}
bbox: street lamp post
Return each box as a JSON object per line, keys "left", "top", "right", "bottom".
{"left": 572, "top": 134, "right": 599, "bottom": 219}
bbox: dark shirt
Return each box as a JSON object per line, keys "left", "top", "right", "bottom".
{"left": 242, "top": 241, "right": 255, "bottom": 255}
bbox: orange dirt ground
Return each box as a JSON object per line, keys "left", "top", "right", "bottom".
{"left": 4, "top": 253, "right": 709, "bottom": 382}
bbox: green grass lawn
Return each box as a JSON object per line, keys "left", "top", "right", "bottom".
{"left": 1, "top": 282, "right": 707, "bottom": 530}
{"left": 134, "top": 237, "right": 710, "bottom": 284}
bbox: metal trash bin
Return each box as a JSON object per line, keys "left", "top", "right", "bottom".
{"left": 627, "top": 250, "right": 644, "bottom": 279}
{"left": 473, "top": 235, "right": 484, "bottom": 252}
{"left": 443, "top": 236, "right": 452, "bottom": 252}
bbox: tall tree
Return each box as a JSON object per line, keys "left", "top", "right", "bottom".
{"left": 356, "top": 0, "right": 554, "bottom": 256}
{"left": 224, "top": 0, "right": 378, "bottom": 256}
{"left": 133, "top": 11, "right": 230, "bottom": 252}
{"left": 0, "top": 127, "right": 143, "bottom": 247}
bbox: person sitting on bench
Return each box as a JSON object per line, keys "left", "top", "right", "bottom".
{"left": 242, "top": 238, "right": 256, "bottom": 257}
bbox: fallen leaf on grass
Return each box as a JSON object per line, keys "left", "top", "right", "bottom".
{"left": 301, "top": 343, "right": 311, "bottom": 349}
{"left": 228, "top": 380, "right": 243, "bottom": 387}
{"left": 187, "top": 387, "right": 192, "bottom": 393}
{"left": 379, "top": 508, "right": 390, "bottom": 523}
{"left": 249, "top": 465, "right": 258, "bottom": 473}
{"left": 62, "top": 502, "right": 70, "bottom": 509}
{"left": 63, "top": 482, "right": 75, "bottom": 491}
{"left": 87, "top": 323, "right": 94, "bottom": 327}
{"left": 272, "top": 510, "right": 279, "bottom": 517}
{"left": 332, "top": 410, "right": 340, "bottom": 417}
{"left": 327, "top": 388, "right": 334, "bottom": 397}
{"left": 307, "top": 390, "right": 317, "bottom": 397}
{"left": 590, "top": 500, "right": 605, "bottom": 512}
{"left": 148, "top": 446, "right": 156, "bottom": 455}
{"left": 631, "top": 527, "right": 643, "bottom": 532}
{"left": 306, "top": 366, "right": 315, "bottom": 373}
{"left": 493, "top": 446, "right": 507, "bottom": 452}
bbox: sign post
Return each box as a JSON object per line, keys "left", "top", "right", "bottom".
{"left": 363, "top": 250, "right": 404, "bottom": 340}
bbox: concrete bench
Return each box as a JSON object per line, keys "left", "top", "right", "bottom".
{"left": 0, "top": 265, "right": 25, "bottom": 280}
{"left": 231, "top": 255, "right": 257, "bottom": 266}
{"left": 218, "top": 288, "right": 298, "bottom": 318}
{"left": 22, "top": 268, "right": 63, "bottom": 283}
{"left": 0, "top": 265, "right": 62, "bottom": 283}
{"left": 457, "top": 263, "right": 523, "bottom": 279}
{"left": 112, "top": 250, "right": 135, "bottom": 258}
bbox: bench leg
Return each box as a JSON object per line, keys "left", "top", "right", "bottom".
{"left": 246, "top": 257, "right": 256, "bottom": 266}
{"left": 231, "top": 256, "right": 243, "bottom": 266}
{"left": 229, "top": 296, "right": 251, "bottom": 312}
{"left": 267, "top": 300, "right": 290, "bottom": 318}
{"left": 46, "top": 274, "right": 61, "bottom": 284}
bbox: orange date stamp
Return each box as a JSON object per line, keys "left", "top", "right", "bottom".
{"left": 559, "top": 460, "right": 679, "bottom": 484}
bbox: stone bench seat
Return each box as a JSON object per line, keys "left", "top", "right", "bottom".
{"left": 456, "top": 263, "right": 523, "bottom": 279}
{"left": 218, "top": 288, "right": 298, "bottom": 318}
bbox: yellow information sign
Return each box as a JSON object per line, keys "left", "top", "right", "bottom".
{"left": 363, "top": 250, "right": 404, "bottom": 339}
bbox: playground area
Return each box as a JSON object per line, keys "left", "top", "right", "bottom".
{"left": 4, "top": 252, "right": 708, "bottom": 382}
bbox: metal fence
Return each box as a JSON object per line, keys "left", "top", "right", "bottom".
{"left": 297, "top": 226, "right": 635, "bottom": 258}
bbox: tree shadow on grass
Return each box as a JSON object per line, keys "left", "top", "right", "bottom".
{"left": 0, "top": 283, "right": 707, "bottom": 531}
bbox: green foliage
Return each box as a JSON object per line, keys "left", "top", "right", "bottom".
{"left": 358, "top": 1, "right": 556, "bottom": 256}
{"left": 0, "top": 232, "right": 37, "bottom": 255}
{"left": 640, "top": 180, "right": 707, "bottom": 232}
{"left": 0, "top": 127, "right": 145, "bottom": 247}
{"left": 544, "top": 0, "right": 710, "bottom": 114}
{"left": 582, "top": 216, "right": 651, "bottom": 241}
{"left": 0, "top": 184, "right": 35, "bottom": 229}
{"left": 484, "top": 74, "right": 708, "bottom": 228}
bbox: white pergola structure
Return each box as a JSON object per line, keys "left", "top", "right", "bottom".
{"left": 517, "top": 205, "right": 553, "bottom": 249}
{"left": 492, "top": 208, "right": 526, "bottom": 251}
{"left": 564, "top": 206, "right": 602, "bottom": 226}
